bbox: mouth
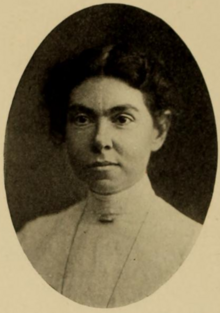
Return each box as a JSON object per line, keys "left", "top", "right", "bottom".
{"left": 87, "top": 161, "right": 119, "bottom": 168}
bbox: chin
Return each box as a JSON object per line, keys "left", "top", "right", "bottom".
{"left": 89, "top": 179, "right": 124, "bottom": 195}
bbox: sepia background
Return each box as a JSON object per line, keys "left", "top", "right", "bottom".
{"left": 0, "top": 1, "right": 220, "bottom": 313}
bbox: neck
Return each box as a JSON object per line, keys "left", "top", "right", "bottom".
{"left": 84, "top": 175, "right": 154, "bottom": 221}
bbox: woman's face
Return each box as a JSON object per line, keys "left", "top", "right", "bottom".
{"left": 66, "top": 77, "right": 166, "bottom": 194}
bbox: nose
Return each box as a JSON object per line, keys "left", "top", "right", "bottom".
{"left": 92, "top": 119, "right": 113, "bottom": 152}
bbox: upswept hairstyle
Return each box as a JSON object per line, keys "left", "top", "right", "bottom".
{"left": 43, "top": 44, "right": 176, "bottom": 141}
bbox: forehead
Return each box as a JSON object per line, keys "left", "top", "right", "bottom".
{"left": 69, "top": 77, "right": 147, "bottom": 112}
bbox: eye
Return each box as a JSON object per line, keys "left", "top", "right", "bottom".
{"left": 69, "top": 113, "right": 91, "bottom": 126}
{"left": 113, "top": 114, "right": 134, "bottom": 126}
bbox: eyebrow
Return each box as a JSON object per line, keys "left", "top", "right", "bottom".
{"left": 68, "top": 103, "right": 139, "bottom": 115}
{"left": 68, "top": 104, "right": 96, "bottom": 116}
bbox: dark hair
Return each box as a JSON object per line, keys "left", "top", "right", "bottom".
{"left": 43, "top": 44, "right": 176, "bottom": 141}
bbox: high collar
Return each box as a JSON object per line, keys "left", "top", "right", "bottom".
{"left": 84, "top": 175, "right": 155, "bottom": 222}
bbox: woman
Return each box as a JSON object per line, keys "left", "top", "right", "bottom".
{"left": 18, "top": 44, "right": 201, "bottom": 308}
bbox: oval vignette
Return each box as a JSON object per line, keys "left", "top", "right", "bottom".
{"left": 4, "top": 3, "right": 217, "bottom": 308}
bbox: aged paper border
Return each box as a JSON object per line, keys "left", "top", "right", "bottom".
{"left": 0, "top": 1, "right": 220, "bottom": 312}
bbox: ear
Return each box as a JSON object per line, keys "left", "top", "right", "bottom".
{"left": 151, "top": 110, "right": 171, "bottom": 152}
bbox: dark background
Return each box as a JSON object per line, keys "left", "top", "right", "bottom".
{"left": 4, "top": 4, "right": 217, "bottom": 231}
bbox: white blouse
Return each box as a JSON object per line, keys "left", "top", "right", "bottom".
{"left": 18, "top": 175, "right": 201, "bottom": 307}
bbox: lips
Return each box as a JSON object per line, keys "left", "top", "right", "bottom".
{"left": 87, "top": 161, "right": 119, "bottom": 168}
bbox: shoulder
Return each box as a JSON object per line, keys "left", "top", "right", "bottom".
{"left": 122, "top": 195, "right": 202, "bottom": 299}
{"left": 143, "top": 194, "right": 202, "bottom": 257}
{"left": 16, "top": 201, "right": 86, "bottom": 287}
{"left": 153, "top": 195, "right": 201, "bottom": 233}
{"left": 17, "top": 201, "right": 85, "bottom": 247}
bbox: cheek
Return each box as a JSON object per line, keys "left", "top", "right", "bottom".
{"left": 119, "top": 127, "right": 154, "bottom": 156}
{"left": 66, "top": 138, "right": 88, "bottom": 168}
{"left": 66, "top": 127, "right": 93, "bottom": 152}
{"left": 127, "top": 144, "right": 151, "bottom": 164}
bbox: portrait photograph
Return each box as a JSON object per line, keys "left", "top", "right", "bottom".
{"left": 0, "top": 1, "right": 220, "bottom": 312}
